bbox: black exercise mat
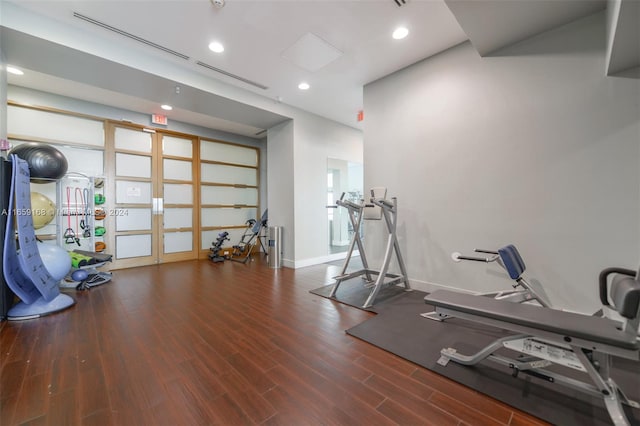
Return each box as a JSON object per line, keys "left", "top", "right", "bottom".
{"left": 310, "top": 282, "right": 409, "bottom": 311}
{"left": 346, "top": 290, "right": 640, "bottom": 426}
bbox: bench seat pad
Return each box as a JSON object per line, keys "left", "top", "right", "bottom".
{"left": 425, "top": 290, "right": 638, "bottom": 350}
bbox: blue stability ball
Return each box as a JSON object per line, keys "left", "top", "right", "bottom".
{"left": 71, "top": 269, "right": 89, "bottom": 282}
{"left": 9, "top": 143, "right": 68, "bottom": 183}
{"left": 37, "top": 243, "right": 72, "bottom": 281}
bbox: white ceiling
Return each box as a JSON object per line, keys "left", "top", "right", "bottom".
{"left": 2, "top": 0, "right": 633, "bottom": 139}
{"left": 2, "top": 0, "right": 468, "bottom": 135}
{"left": 445, "top": 0, "right": 606, "bottom": 56}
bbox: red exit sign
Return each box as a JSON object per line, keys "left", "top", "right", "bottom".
{"left": 151, "top": 114, "right": 168, "bottom": 125}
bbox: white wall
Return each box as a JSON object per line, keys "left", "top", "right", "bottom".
{"left": 267, "top": 120, "right": 295, "bottom": 266}
{"left": 0, "top": 48, "right": 7, "bottom": 148}
{"left": 292, "top": 113, "right": 363, "bottom": 267}
{"left": 363, "top": 12, "right": 640, "bottom": 314}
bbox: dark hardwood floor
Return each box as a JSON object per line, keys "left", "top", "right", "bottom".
{"left": 0, "top": 257, "right": 549, "bottom": 426}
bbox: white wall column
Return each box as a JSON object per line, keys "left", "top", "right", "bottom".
{"left": 363, "top": 12, "right": 640, "bottom": 314}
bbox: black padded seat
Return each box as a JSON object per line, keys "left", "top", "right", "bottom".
{"left": 425, "top": 290, "right": 639, "bottom": 350}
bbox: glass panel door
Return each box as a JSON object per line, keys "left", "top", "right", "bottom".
{"left": 159, "top": 134, "right": 198, "bottom": 262}
{"left": 108, "top": 127, "right": 198, "bottom": 268}
{"left": 110, "top": 125, "right": 157, "bottom": 268}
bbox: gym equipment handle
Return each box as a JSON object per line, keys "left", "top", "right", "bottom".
{"left": 336, "top": 193, "right": 366, "bottom": 210}
{"left": 371, "top": 197, "right": 396, "bottom": 209}
{"left": 598, "top": 267, "right": 637, "bottom": 306}
{"left": 326, "top": 193, "right": 344, "bottom": 209}
{"left": 329, "top": 192, "right": 372, "bottom": 210}
{"left": 475, "top": 249, "right": 499, "bottom": 255}
{"left": 337, "top": 199, "right": 363, "bottom": 209}
{"left": 451, "top": 248, "right": 499, "bottom": 263}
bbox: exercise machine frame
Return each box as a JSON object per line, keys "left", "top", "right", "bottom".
{"left": 229, "top": 210, "right": 268, "bottom": 264}
{"left": 329, "top": 191, "right": 411, "bottom": 308}
{"left": 424, "top": 266, "right": 640, "bottom": 426}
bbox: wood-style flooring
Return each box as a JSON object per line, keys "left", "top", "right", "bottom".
{"left": 0, "top": 257, "right": 549, "bottom": 425}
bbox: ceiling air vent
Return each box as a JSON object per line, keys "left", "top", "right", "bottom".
{"left": 393, "top": 0, "right": 406, "bottom": 6}
{"left": 196, "top": 61, "right": 269, "bottom": 90}
{"left": 73, "top": 12, "right": 190, "bottom": 60}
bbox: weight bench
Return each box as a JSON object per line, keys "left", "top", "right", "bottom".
{"left": 422, "top": 244, "right": 552, "bottom": 321}
{"left": 424, "top": 267, "right": 640, "bottom": 426}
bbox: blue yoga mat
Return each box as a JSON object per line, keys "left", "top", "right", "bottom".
{"left": 3, "top": 154, "right": 60, "bottom": 303}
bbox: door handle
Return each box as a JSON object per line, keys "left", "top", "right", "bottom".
{"left": 152, "top": 198, "right": 164, "bottom": 215}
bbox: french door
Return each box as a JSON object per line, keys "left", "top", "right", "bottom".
{"left": 106, "top": 124, "right": 198, "bottom": 268}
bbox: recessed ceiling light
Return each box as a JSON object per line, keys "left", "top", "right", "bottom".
{"left": 7, "top": 66, "right": 24, "bottom": 75}
{"left": 298, "top": 82, "right": 310, "bottom": 90}
{"left": 392, "top": 27, "right": 409, "bottom": 40}
{"left": 161, "top": 104, "right": 173, "bottom": 111}
{"left": 208, "top": 41, "right": 224, "bottom": 53}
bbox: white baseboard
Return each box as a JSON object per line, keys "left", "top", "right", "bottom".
{"left": 406, "top": 278, "right": 479, "bottom": 295}
{"left": 292, "top": 251, "right": 359, "bottom": 269}
{"left": 280, "top": 262, "right": 488, "bottom": 299}
{"left": 282, "top": 259, "right": 295, "bottom": 269}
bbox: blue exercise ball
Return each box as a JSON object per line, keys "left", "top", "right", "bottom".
{"left": 9, "top": 143, "right": 68, "bottom": 183}
{"left": 71, "top": 269, "right": 89, "bottom": 282}
{"left": 37, "top": 243, "right": 71, "bottom": 281}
